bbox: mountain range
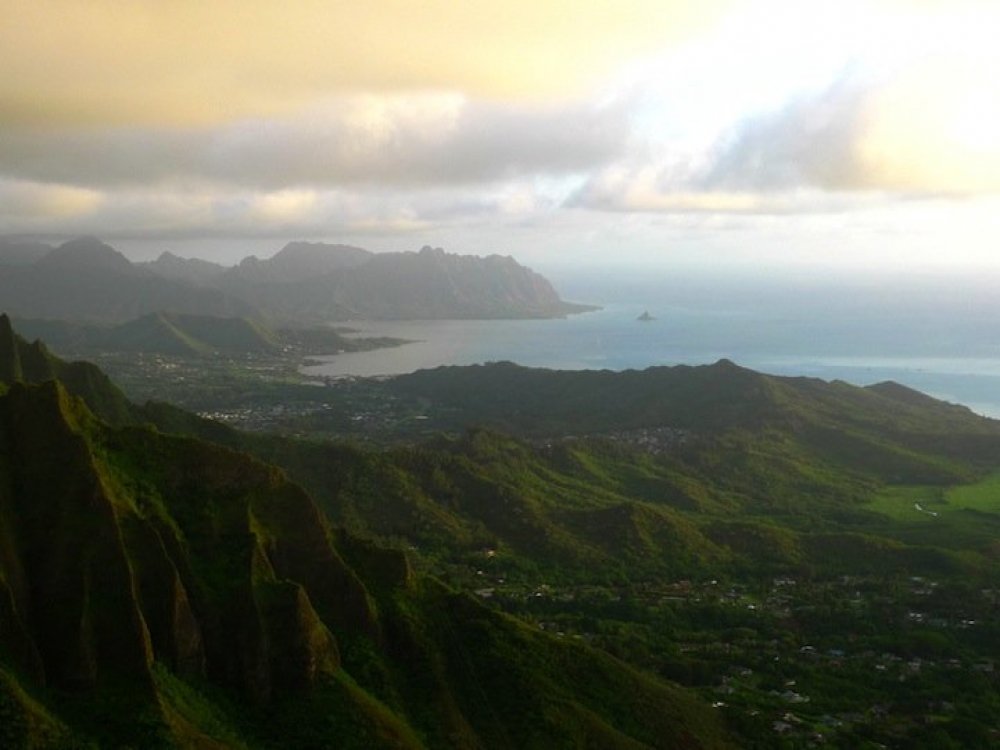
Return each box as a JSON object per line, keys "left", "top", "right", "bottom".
{"left": 0, "top": 237, "right": 590, "bottom": 324}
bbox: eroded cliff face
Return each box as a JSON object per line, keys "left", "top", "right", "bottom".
{"left": 0, "top": 381, "right": 375, "bottom": 704}
{"left": 321, "top": 246, "right": 580, "bottom": 320}
{"left": 0, "top": 381, "right": 153, "bottom": 692}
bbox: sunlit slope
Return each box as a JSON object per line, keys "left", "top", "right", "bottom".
{"left": 243, "top": 361, "right": 1000, "bottom": 580}
{"left": 7, "top": 311, "right": 1000, "bottom": 581}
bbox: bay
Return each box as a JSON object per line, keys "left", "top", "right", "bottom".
{"left": 301, "top": 295, "right": 1000, "bottom": 418}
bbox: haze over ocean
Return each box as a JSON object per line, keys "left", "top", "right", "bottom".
{"left": 303, "top": 269, "right": 1000, "bottom": 417}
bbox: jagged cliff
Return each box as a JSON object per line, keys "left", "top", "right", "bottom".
{"left": 207, "top": 243, "right": 591, "bottom": 322}
{"left": 0, "top": 381, "right": 381, "bottom": 739}
{"left": 1, "top": 238, "right": 591, "bottom": 323}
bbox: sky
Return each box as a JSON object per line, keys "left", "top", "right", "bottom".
{"left": 1, "top": 0, "right": 999, "bottom": 273}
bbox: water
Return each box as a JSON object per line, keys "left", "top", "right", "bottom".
{"left": 301, "top": 274, "right": 1000, "bottom": 417}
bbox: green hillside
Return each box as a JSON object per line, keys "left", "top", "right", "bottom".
{"left": 390, "top": 359, "right": 998, "bottom": 444}
{"left": 113, "top": 312, "right": 280, "bottom": 354}
{"left": 232, "top": 360, "right": 1000, "bottom": 583}
{"left": 4, "top": 317, "right": 1000, "bottom": 746}
{"left": 241, "top": 366, "right": 1000, "bottom": 746}
{"left": 12, "top": 312, "right": 406, "bottom": 360}
{"left": 0, "top": 323, "right": 732, "bottom": 748}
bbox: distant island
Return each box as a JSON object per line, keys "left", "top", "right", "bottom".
{"left": 637, "top": 310, "right": 655, "bottom": 321}
{"left": 0, "top": 237, "right": 597, "bottom": 325}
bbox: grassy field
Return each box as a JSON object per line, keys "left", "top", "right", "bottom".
{"left": 867, "top": 484, "right": 946, "bottom": 522}
{"left": 946, "top": 471, "right": 1000, "bottom": 512}
{"left": 867, "top": 472, "right": 1000, "bottom": 550}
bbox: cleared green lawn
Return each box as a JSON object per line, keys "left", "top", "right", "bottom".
{"left": 866, "top": 472, "right": 1000, "bottom": 551}
{"left": 867, "top": 484, "right": 947, "bottom": 522}
{"left": 945, "top": 472, "right": 1000, "bottom": 512}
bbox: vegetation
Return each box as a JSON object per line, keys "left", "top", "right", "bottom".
{"left": 0, "top": 319, "right": 733, "bottom": 748}
{"left": 2, "top": 316, "right": 1000, "bottom": 746}
{"left": 13, "top": 312, "right": 407, "bottom": 359}
{"left": 235, "top": 364, "right": 1000, "bottom": 746}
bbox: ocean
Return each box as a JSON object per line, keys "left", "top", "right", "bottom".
{"left": 301, "top": 271, "right": 1000, "bottom": 418}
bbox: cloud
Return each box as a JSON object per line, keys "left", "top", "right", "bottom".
{"left": 575, "top": 58, "right": 1000, "bottom": 216}
{"left": 247, "top": 190, "right": 320, "bottom": 225}
{"left": 0, "top": 179, "right": 103, "bottom": 218}
{"left": 0, "top": 0, "right": 730, "bottom": 127}
{"left": 570, "top": 165, "right": 876, "bottom": 215}
{"left": 0, "top": 178, "right": 567, "bottom": 241}
{"left": 698, "top": 75, "right": 872, "bottom": 192}
{"left": 701, "top": 67, "right": 1000, "bottom": 196}
{"left": 5, "top": 0, "right": 999, "bottom": 255}
{"left": 0, "top": 95, "right": 631, "bottom": 190}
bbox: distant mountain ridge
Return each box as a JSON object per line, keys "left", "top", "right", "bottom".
{"left": 1, "top": 237, "right": 591, "bottom": 323}
{"left": 205, "top": 242, "right": 592, "bottom": 321}
{"left": 0, "top": 237, "right": 256, "bottom": 323}
{"left": 220, "top": 241, "right": 373, "bottom": 285}
{"left": 36, "top": 235, "right": 136, "bottom": 274}
{"left": 137, "top": 251, "right": 227, "bottom": 284}
{"left": 231, "top": 244, "right": 592, "bottom": 321}
{"left": 0, "top": 238, "right": 54, "bottom": 266}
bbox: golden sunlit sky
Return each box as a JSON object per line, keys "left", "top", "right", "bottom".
{"left": 1, "top": 0, "right": 999, "bottom": 271}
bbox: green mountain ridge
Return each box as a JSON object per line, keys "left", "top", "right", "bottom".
{"left": 10, "top": 312, "right": 406, "bottom": 359}
{"left": 0, "top": 316, "right": 733, "bottom": 748}
{"left": 9, "top": 307, "right": 996, "bottom": 580}
{"left": 205, "top": 358, "right": 1000, "bottom": 593}
{"left": 8, "top": 311, "right": 1000, "bottom": 580}
{"left": 389, "top": 359, "right": 989, "bottom": 436}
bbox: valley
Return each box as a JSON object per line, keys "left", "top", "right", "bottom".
{"left": 3, "top": 314, "right": 999, "bottom": 746}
